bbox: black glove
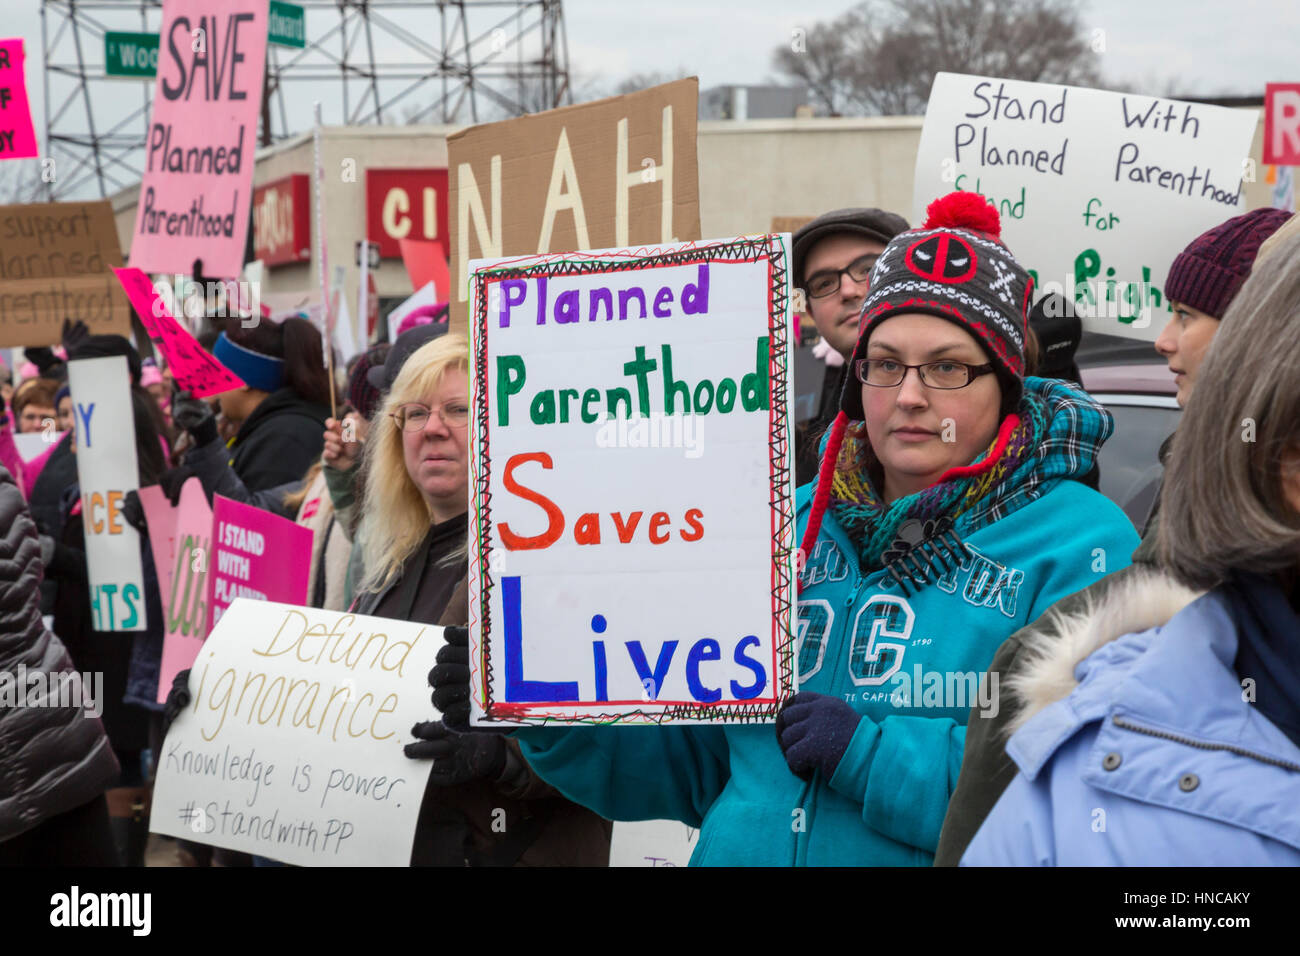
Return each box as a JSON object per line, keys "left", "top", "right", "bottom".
{"left": 774, "top": 691, "right": 863, "bottom": 782}
{"left": 61, "top": 318, "right": 92, "bottom": 357}
{"left": 162, "top": 668, "right": 192, "bottom": 736}
{"left": 171, "top": 389, "right": 218, "bottom": 447}
{"left": 23, "top": 346, "right": 61, "bottom": 378}
{"left": 430, "top": 625, "right": 470, "bottom": 731}
{"left": 159, "top": 465, "right": 196, "bottom": 506}
{"left": 120, "top": 490, "right": 148, "bottom": 536}
{"left": 405, "top": 720, "right": 507, "bottom": 786}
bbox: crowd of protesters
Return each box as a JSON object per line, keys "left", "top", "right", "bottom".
{"left": 2, "top": 188, "right": 1298, "bottom": 867}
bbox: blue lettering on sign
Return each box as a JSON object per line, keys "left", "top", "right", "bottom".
{"left": 75, "top": 402, "right": 96, "bottom": 448}
{"left": 502, "top": 576, "right": 580, "bottom": 702}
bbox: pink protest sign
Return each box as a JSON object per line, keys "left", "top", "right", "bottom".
{"left": 139, "top": 478, "right": 214, "bottom": 702}
{"left": 0, "top": 39, "right": 39, "bottom": 159}
{"left": 114, "top": 267, "right": 244, "bottom": 398}
{"left": 129, "top": 0, "right": 269, "bottom": 278}
{"left": 208, "top": 494, "right": 312, "bottom": 632}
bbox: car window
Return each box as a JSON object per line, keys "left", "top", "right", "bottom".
{"left": 1095, "top": 402, "right": 1182, "bottom": 530}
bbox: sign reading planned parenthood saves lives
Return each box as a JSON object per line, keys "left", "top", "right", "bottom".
{"left": 129, "top": 0, "right": 269, "bottom": 278}
{"left": 467, "top": 236, "right": 796, "bottom": 725}
{"left": 913, "top": 73, "right": 1257, "bottom": 342}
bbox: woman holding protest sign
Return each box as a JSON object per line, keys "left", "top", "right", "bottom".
{"left": 342, "top": 333, "right": 611, "bottom": 866}
{"left": 475, "top": 192, "right": 1137, "bottom": 866}
{"left": 962, "top": 227, "right": 1300, "bottom": 865}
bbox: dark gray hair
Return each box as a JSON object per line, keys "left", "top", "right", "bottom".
{"left": 1158, "top": 227, "right": 1300, "bottom": 589}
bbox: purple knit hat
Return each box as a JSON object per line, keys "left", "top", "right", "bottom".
{"left": 346, "top": 344, "right": 390, "bottom": 420}
{"left": 1166, "top": 208, "right": 1292, "bottom": 319}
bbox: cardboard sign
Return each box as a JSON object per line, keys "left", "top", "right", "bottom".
{"left": 139, "top": 478, "right": 213, "bottom": 703}
{"left": 114, "top": 267, "right": 246, "bottom": 398}
{"left": 67, "top": 355, "right": 147, "bottom": 632}
{"left": 448, "top": 78, "right": 701, "bottom": 330}
{"left": 1264, "top": 83, "right": 1300, "bottom": 167}
{"left": 467, "top": 235, "right": 796, "bottom": 725}
{"left": 913, "top": 73, "right": 1258, "bottom": 341}
{"left": 0, "top": 200, "right": 132, "bottom": 346}
{"left": 149, "top": 598, "right": 439, "bottom": 866}
{"left": 252, "top": 174, "right": 311, "bottom": 265}
{"left": 0, "top": 39, "right": 38, "bottom": 158}
{"left": 366, "top": 168, "right": 449, "bottom": 259}
{"left": 208, "top": 494, "right": 313, "bottom": 633}
{"left": 129, "top": 0, "right": 269, "bottom": 278}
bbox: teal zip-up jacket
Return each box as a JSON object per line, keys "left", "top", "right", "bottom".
{"left": 516, "top": 379, "right": 1140, "bottom": 865}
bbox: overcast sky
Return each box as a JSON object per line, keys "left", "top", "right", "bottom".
{"left": 6, "top": 0, "right": 1297, "bottom": 197}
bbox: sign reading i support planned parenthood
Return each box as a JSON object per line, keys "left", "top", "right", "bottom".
{"left": 68, "top": 355, "right": 148, "bottom": 632}
{"left": 467, "top": 236, "right": 797, "bottom": 726}
{"left": 912, "top": 73, "right": 1258, "bottom": 342}
{"left": 150, "top": 599, "right": 438, "bottom": 866}
{"left": 130, "top": 0, "right": 269, "bottom": 278}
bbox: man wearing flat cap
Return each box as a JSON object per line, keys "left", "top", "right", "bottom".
{"left": 792, "top": 207, "right": 909, "bottom": 485}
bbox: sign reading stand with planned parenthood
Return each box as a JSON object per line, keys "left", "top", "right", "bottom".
{"left": 913, "top": 72, "right": 1257, "bottom": 341}
{"left": 467, "top": 236, "right": 797, "bottom": 726}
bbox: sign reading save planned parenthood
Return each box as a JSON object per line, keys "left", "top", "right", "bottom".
{"left": 467, "top": 236, "right": 797, "bottom": 726}
{"left": 150, "top": 599, "right": 438, "bottom": 866}
{"left": 912, "top": 73, "right": 1258, "bottom": 342}
{"left": 129, "top": 0, "right": 269, "bottom": 279}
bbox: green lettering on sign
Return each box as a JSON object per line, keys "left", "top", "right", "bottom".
{"left": 269, "top": 0, "right": 306, "bottom": 49}
{"left": 104, "top": 31, "right": 159, "bottom": 79}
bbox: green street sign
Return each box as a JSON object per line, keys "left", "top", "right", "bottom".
{"left": 269, "top": 1, "right": 306, "bottom": 49}
{"left": 104, "top": 31, "right": 158, "bottom": 78}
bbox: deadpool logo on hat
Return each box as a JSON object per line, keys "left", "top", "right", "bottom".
{"left": 905, "top": 233, "right": 977, "bottom": 284}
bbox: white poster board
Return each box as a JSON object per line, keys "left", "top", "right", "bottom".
{"left": 150, "top": 599, "right": 440, "bottom": 867}
{"left": 609, "top": 820, "right": 699, "bottom": 867}
{"left": 386, "top": 279, "right": 438, "bottom": 345}
{"left": 67, "top": 355, "right": 147, "bottom": 632}
{"left": 467, "top": 236, "right": 797, "bottom": 726}
{"left": 913, "top": 73, "right": 1259, "bottom": 340}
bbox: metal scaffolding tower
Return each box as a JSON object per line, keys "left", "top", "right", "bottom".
{"left": 40, "top": 0, "right": 572, "bottom": 201}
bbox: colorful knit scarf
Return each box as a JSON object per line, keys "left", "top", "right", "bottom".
{"left": 828, "top": 392, "right": 1048, "bottom": 571}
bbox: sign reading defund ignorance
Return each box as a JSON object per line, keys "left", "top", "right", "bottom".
{"left": 448, "top": 78, "right": 700, "bottom": 333}
{"left": 467, "top": 236, "right": 797, "bottom": 725}
{"left": 67, "top": 355, "right": 147, "bottom": 632}
{"left": 150, "top": 599, "right": 438, "bottom": 866}
{"left": 129, "top": 0, "right": 269, "bottom": 278}
{"left": 913, "top": 73, "right": 1259, "bottom": 341}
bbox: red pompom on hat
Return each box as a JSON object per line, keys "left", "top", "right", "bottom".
{"left": 923, "top": 191, "right": 1002, "bottom": 237}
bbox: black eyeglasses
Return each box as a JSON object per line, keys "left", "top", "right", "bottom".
{"left": 804, "top": 253, "right": 880, "bottom": 298}
{"left": 855, "top": 359, "right": 996, "bottom": 390}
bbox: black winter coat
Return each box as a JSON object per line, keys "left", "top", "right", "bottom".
{"left": 228, "top": 388, "right": 329, "bottom": 493}
{"left": 0, "top": 465, "right": 119, "bottom": 842}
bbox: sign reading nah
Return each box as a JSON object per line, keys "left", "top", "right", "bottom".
{"left": 252, "top": 174, "right": 310, "bottom": 265}
{"left": 366, "top": 168, "right": 449, "bottom": 259}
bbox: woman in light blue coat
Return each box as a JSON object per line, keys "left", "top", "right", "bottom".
{"left": 963, "top": 226, "right": 1300, "bottom": 866}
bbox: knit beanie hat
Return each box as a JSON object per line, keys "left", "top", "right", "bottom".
{"left": 347, "top": 344, "right": 390, "bottom": 420}
{"left": 68, "top": 333, "right": 143, "bottom": 385}
{"left": 1166, "top": 207, "right": 1292, "bottom": 319}
{"left": 840, "top": 191, "right": 1033, "bottom": 420}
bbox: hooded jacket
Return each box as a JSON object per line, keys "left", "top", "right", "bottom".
{"left": 961, "top": 568, "right": 1300, "bottom": 866}
{"left": 0, "top": 464, "right": 119, "bottom": 842}
{"left": 229, "top": 387, "right": 329, "bottom": 493}
{"left": 515, "top": 377, "right": 1138, "bottom": 865}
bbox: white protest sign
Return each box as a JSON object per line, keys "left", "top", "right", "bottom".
{"left": 150, "top": 598, "right": 439, "bottom": 867}
{"left": 67, "top": 355, "right": 147, "bottom": 632}
{"left": 609, "top": 820, "right": 699, "bottom": 867}
{"left": 14, "top": 430, "right": 64, "bottom": 462}
{"left": 913, "top": 73, "right": 1259, "bottom": 341}
{"left": 467, "top": 236, "right": 797, "bottom": 726}
{"left": 386, "top": 279, "right": 438, "bottom": 345}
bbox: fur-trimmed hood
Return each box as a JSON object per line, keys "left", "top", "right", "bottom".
{"left": 1005, "top": 566, "right": 1203, "bottom": 735}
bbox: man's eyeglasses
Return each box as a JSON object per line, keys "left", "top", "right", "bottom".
{"left": 854, "top": 359, "right": 996, "bottom": 390}
{"left": 805, "top": 253, "right": 880, "bottom": 298}
{"left": 390, "top": 401, "right": 470, "bottom": 431}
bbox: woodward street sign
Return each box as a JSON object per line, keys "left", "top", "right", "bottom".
{"left": 269, "top": 1, "right": 306, "bottom": 48}
{"left": 104, "top": 32, "right": 159, "bottom": 79}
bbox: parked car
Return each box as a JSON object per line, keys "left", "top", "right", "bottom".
{"left": 1077, "top": 333, "right": 1180, "bottom": 530}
